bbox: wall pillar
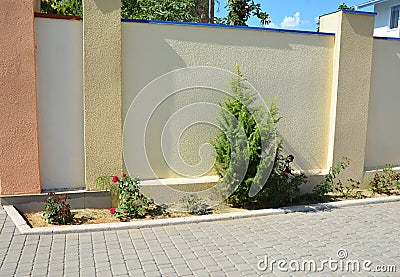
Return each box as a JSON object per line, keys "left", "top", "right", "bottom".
{"left": 320, "top": 10, "right": 375, "bottom": 181}
{"left": 83, "top": 0, "right": 123, "bottom": 188}
{"left": 0, "top": 0, "right": 41, "bottom": 195}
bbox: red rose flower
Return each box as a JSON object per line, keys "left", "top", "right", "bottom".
{"left": 279, "top": 191, "right": 284, "bottom": 196}
{"left": 284, "top": 167, "right": 291, "bottom": 174}
{"left": 122, "top": 173, "right": 127, "bottom": 178}
{"left": 110, "top": 208, "right": 116, "bottom": 215}
{"left": 112, "top": 175, "right": 118, "bottom": 183}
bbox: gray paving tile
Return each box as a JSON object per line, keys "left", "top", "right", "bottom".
{"left": 0, "top": 202, "right": 399, "bottom": 276}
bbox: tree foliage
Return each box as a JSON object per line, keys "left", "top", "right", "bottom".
{"left": 213, "top": 64, "right": 277, "bottom": 206}
{"left": 338, "top": 3, "right": 354, "bottom": 11}
{"left": 40, "top": 0, "right": 270, "bottom": 26}
{"left": 216, "top": 0, "right": 270, "bottom": 26}
{"left": 41, "top": 0, "right": 82, "bottom": 16}
{"left": 122, "top": 0, "right": 199, "bottom": 22}
{"left": 40, "top": 0, "right": 200, "bottom": 22}
{"left": 213, "top": 65, "right": 307, "bottom": 207}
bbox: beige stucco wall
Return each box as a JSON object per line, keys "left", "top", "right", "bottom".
{"left": 35, "top": 18, "right": 85, "bottom": 190}
{"left": 0, "top": 0, "right": 41, "bottom": 195}
{"left": 320, "top": 11, "right": 375, "bottom": 182}
{"left": 83, "top": 0, "right": 123, "bottom": 187}
{"left": 365, "top": 39, "right": 400, "bottom": 170}
{"left": 122, "top": 22, "right": 334, "bottom": 179}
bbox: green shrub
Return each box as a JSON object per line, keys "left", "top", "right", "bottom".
{"left": 96, "top": 174, "right": 152, "bottom": 220}
{"left": 213, "top": 64, "right": 307, "bottom": 207}
{"left": 334, "top": 178, "right": 362, "bottom": 199}
{"left": 43, "top": 192, "right": 74, "bottom": 225}
{"left": 311, "top": 157, "right": 365, "bottom": 200}
{"left": 180, "top": 194, "right": 211, "bottom": 215}
{"left": 312, "top": 157, "right": 350, "bottom": 200}
{"left": 258, "top": 149, "right": 307, "bottom": 207}
{"left": 369, "top": 164, "right": 400, "bottom": 194}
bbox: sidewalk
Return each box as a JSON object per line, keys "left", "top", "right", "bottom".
{"left": 0, "top": 202, "right": 399, "bottom": 276}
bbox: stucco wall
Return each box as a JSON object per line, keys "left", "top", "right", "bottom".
{"left": 122, "top": 22, "right": 335, "bottom": 179}
{"left": 365, "top": 38, "right": 400, "bottom": 170}
{"left": 35, "top": 18, "right": 85, "bottom": 190}
{"left": 83, "top": 0, "right": 123, "bottom": 188}
{"left": 320, "top": 11, "right": 375, "bottom": 182}
{"left": 0, "top": 0, "right": 41, "bottom": 195}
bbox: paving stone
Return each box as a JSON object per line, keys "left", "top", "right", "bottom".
{"left": 174, "top": 265, "right": 193, "bottom": 276}
{"left": 110, "top": 263, "right": 128, "bottom": 275}
{"left": 1, "top": 203, "right": 400, "bottom": 276}
{"left": 144, "top": 270, "right": 162, "bottom": 277}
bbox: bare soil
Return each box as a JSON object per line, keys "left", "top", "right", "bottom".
{"left": 25, "top": 204, "right": 244, "bottom": 228}
{"left": 24, "top": 189, "right": 398, "bottom": 228}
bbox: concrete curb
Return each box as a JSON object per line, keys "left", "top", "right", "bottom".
{"left": 4, "top": 195, "right": 400, "bottom": 235}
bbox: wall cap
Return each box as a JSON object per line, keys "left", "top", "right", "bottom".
{"left": 373, "top": 36, "right": 400, "bottom": 41}
{"left": 34, "top": 12, "right": 82, "bottom": 20}
{"left": 122, "top": 18, "right": 335, "bottom": 37}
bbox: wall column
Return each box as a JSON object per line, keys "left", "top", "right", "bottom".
{"left": 83, "top": 0, "right": 123, "bottom": 188}
{"left": 320, "top": 10, "right": 375, "bottom": 181}
{"left": 0, "top": 0, "right": 41, "bottom": 195}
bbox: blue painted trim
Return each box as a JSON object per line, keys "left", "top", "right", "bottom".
{"left": 342, "top": 10, "right": 377, "bottom": 16}
{"left": 321, "top": 9, "right": 377, "bottom": 18}
{"left": 122, "top": 18, "right": 335, "bottom": 37}
{"left": 374, "top": 36, "right": 400, "bottom": 41}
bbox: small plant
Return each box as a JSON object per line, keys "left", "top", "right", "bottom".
{"left": 313, "top": 157, "right": 351, "bottom": 200}
{"left": 96, "top": 174, "right": 152, "bottom": 220}
{"left": 368, "top": 164, "right": 400, "bottom": 195}
{"left": 43, "top": 192, "right": 74, "bottom": 225}
{"left": 335, "top": 178, "right": 361, "bottom": 199}
{"left": 257, "top": 150, "right": 307, "bottom": 207}
{"left": 180, "top": 194, "right": 211, "bottom": 215}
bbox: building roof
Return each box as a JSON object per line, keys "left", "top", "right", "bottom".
{"left": 354, "top": 0, "right": 388, "bottom": 10}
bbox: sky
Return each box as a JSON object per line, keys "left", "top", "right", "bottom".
{"left": 214, "top": 0, "right": 374, "bottom": 31}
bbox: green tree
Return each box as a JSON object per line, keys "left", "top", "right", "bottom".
{"left": 41, "top": 0, "right": 82, "bottom": 16}
{"left": 338, "top": 3, "right": 354, "bottom": 11}
{"left": 214, "top": 65, "right": 307, "bottom": 207}
{"left": 40, "top": 0, "right": 202, "bottom": 22}
{"left": 213, "top": 64, "right": 278, "bottom": 206}
{"left": 216, "top": 0, "right": 270, "bottom": 26}
{"left": 124, "top": 0, "right": 199, "bottom": 22}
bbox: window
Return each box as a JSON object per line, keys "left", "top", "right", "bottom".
{"left": 390, "top": 5, "right": 400, "bottom": 29}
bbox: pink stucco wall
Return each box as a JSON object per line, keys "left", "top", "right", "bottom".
{"left": 0, "top": 0, "right": 41, "bottom": 195}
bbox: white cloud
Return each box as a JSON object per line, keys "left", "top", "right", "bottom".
{"left": 280, "top": 12, "right": 301, "bottom": 28}
{"left": 266, "top": 22, "right": 278, "bottom": 28}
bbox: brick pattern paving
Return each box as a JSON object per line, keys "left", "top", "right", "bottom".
{"left": 0, "top": 202, "right": 399, "bottom": 276}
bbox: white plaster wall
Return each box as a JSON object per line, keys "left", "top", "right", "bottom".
{"left": 35, "top": 18, "right": 85, "bottom": 190}
{"left": 374, "top": 0, "right": 400, "bottom": 37}
{"left": 122, "top": 22, "right": 334, "bottom": 179}
{"left": 365, "top": 39, "right": 400, "bottom": 170}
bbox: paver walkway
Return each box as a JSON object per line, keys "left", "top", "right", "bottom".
{"left": 0, "top": 202, "right": 399, "bottom": 276}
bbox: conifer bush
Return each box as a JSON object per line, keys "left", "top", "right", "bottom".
{"left": 213, "top": 64, "right": 306, "bottom": 207}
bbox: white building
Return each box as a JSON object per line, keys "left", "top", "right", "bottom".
{"left": 355, "top": 0, "right": 400, "bottom": 37}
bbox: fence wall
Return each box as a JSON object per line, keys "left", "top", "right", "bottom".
{"left": 365, "top": 38, "right": 400, "bottom": 170}
{"left": 122, "top": 22, "right": 335, "bottom": 179}
{"left": 0, "top": 0, "right": 41, "bottom": 195}
{"left": 35, "top": 17, "right": 85, "bottom": 190}
{"left": 1, "top": 6, "right": 398, "bottom": 194}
